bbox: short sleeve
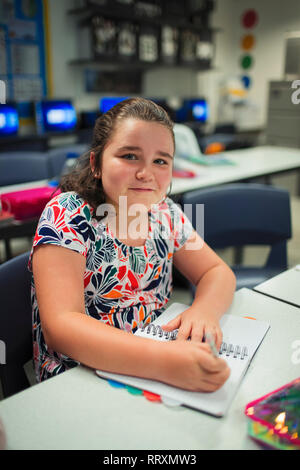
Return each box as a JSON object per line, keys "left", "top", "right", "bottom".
{"left": 28, "top": 192, "right": 95, "bottom": 271}
{"left": 166, "top": 197, "right": 195, "bottom": 252}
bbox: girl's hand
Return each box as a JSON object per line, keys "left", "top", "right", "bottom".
{"left": 160, "top": 340, "right": 230, "bottom": 392}
{"left": 161, "top": 306, "right": 223, "bottom": 351}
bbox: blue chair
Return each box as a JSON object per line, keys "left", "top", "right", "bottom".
{"left": 0, "top": 252, "right": 33, "bottom": 398}
{"left": 181, "top": 183, "right": 292, "bottom": 291}
{"left": 0, "top": 144, "right": 89, "bottom": 187}
{"left": 47, "top": 144, "right": 89, "bottom": 178}
{"left": 0, "top": 152, "right": 50, "bottom": 186}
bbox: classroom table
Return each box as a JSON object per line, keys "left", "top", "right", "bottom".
{"left": 254, "top": 265, "right": 300, "bottom": 308}
{"left": 0, "top": 179, "right": 49, "bottom": 195}
{"left": 171, "top": 145, "right": 300, "bottom": 195}
{"left": 0, "top": 288, "right": 299, "bottom": 450}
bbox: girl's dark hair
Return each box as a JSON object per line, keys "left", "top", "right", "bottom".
{"left": 59, "top": 97, "right": 174, "bottom": 217}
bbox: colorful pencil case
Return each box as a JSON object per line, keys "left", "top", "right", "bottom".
{"left": 1, "top": 185, "right": 60, "bottom": 221}
{"left": 245, "top": 377, "right": 300, "bottom": 450}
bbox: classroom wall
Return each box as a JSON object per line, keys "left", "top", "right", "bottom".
{"left": 47, "top": 0, "right": 200, "bottom": 112}
{"left": 47, "top": 0, "right": 300, "bottom": 129}
{"left": 205, "top": 0, "right": 300, "bottom": 129}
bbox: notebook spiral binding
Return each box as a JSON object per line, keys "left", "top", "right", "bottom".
{"left": 140, "top": 324, "right": 178, "bottom": 340}
{"left": 219, "top": 342, "right": 248, "bottom": 360}
{"left": 139, "top": 324, "right": 248, "bottom": 360}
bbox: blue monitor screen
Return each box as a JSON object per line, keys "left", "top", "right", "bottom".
{"left": 0, "top": 104, "right": 19, "bottom": 136}
{"left": 35, "top": 100, "right": 77, "bottom": 133}
{"left": 99, "top": 97, "right": 128, "bottom": 113}
{"left": 185, "top": 99, "right": 209, "bottom": 122}
{"left": 176, "top": 98, "right": 209, "bottom": 123}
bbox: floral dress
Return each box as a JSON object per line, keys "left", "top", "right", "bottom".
{"left": 28, "top": 191, "right": 194, "bottom": 382}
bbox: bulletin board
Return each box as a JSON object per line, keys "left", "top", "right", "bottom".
{"left": 0, "top": 0, "right": 48, "bottom": 119}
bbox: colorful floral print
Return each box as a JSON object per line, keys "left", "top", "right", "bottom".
{"left": 28, "top": 192, "right": 194, "bottom": 382}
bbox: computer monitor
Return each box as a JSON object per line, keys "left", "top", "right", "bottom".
{"left": 175, "top": 98, "right": 209, "bottom": 123}
{"left": 184, "top": 98, "right": 209, "bottom": 123}
{"left": 0, "top": 103, "right": 19, "bottom": 136}
{"left": 99, "top": 97, "right": 128, "bottom": 113}
{"left": 35, "top": 99, "right": 77, "bottom": 134}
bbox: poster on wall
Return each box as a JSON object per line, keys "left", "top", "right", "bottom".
{"left": 0, "top": 0, "right": 47, "bottom": 120}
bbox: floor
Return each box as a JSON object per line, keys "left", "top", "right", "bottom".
{"left": 1, "top": 172, "right": 299, "bottom": 400}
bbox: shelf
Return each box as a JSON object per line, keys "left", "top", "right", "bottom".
{"left": 68, "top": 57, "right": 213, "bottom": 72}
{"left": 67, "top": 3, "right": 217, "bottom": 76}
{"left": 67, "top": 5, "right": 220, "bottom": 33}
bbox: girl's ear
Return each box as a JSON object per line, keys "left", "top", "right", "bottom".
{"left": 90, "top": 151, "right": 95, "bottom": 172}
{"left": 90, "top": 151, "right": 101, "bottom": 178}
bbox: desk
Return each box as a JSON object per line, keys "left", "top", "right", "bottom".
{"left": 254, "top": 265, "right": 300, "bottom": 308}
{"left": 0, "top": 179, "right": 49, "bottom": 195}
{"left": 0, "top": 288, "right": 299, "bottom": 450}
{"left": 171, "top": 145, "right": 300, "bottom": 195}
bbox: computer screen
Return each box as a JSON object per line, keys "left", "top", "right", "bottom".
{"left": 99, "top": 97, "right": 128, "bottom": 113}
{"left": 0, "top": 103, "right": 19, "bottom": 136}
{"left": 184, "top": 98, "right": 209, "bottom": 123}
{"left": 175, "top": 98, "right": 209, "bottom": 123}
{"left": 35, "top": 99, "right": 77, "bottom": 134}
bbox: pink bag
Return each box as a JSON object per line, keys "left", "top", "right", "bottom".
{"left": 1, "top": 186, "right": 60, "bottom": 221}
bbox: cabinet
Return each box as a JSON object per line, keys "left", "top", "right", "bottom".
{"left": 266, "top": 80, "right": 300, "bottom": 148}
{"left": 68, "top": 0, "right": 217, "bottom": 72}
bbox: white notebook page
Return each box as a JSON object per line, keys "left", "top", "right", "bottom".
{"left": 96, "top": 303, "right": 270, "bottom": 416}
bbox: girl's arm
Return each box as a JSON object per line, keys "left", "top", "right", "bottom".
{"left": 165, "top": 230, "right": 236, "bottom": 348}
{"left": 32, "top": 244, "right": 230, "bottom": 392}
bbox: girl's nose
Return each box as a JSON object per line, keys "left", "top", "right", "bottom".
{"left": 136, "top": 164, "right": 154, "bottom": 180}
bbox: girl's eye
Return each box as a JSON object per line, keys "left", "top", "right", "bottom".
{"left": 154, "top": 158, "right": 168, "bottom": 165}
{"left": 121, "top": 153, "right": 137, "bottom": 160}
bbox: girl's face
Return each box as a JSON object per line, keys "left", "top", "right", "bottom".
{"left": 92, "top": 118, "right": 174, "bottom": 213}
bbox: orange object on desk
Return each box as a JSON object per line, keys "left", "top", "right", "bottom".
{"left": 204, "top": 142, "right": 225, "bottom": 154}
{"left": 1, "top": 186, "right": 60, "bottom": 221}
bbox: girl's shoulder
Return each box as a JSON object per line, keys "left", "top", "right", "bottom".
{"left": 46, "top": 191, "right": 93, "bottom": 218}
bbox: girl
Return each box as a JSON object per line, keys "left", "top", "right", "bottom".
{"left": 30, "top": 97, "right": 235, "bottom": 392}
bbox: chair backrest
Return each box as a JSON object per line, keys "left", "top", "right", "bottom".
{"left": 173, "top": 123, "right": 203, "bottom": 160}
{"left": 181, "top": 183, "right": 292, "bottom": 269}
{"left": 0, "top": 251, "right": 33, "bottom": 398}
{"left": 0, "top": 152, "right": 50, "bottom": 186}
{"left": 47, "top": 143, "right": 89, "bottom": 178}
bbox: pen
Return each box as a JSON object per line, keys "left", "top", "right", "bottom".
{"left": 205, "top": 332, "right": 219, "bottom": 358}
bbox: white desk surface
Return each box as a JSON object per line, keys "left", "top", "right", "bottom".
{"left": 0, "top": 288, "right": 299, "bottom": 450}
{"left": 171, "top": 145, "right": 300, "bottom": 195}
{"left": 254, "top": 265, "right": 300, "bottom": 308}
{"left": 1, "top": 145, "right": 300, "bottom": 197}
{"left": 0, "top": 179, "right": 49, "bottom": 195}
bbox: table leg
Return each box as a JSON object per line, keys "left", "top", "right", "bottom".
{"left": 234, "top": 247, "right": 243, "bottom": 265}
{"left": 4, "top": 239, "right": 12, "bottom": 261}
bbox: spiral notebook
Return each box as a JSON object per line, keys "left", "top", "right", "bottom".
{"left": 96, "top": 303, "right": 270, "bottom": 417}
